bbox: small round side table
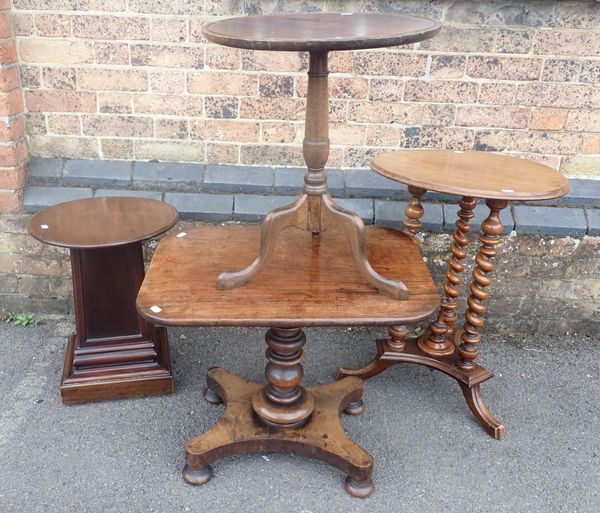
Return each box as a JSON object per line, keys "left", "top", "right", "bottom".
{"left": 28, "top": 197, "right": 178, "bottom": 404}
{"left": 338, "top": 150, "right": 570, "bottom": 440}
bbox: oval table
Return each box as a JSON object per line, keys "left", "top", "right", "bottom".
{"left": 202, "top": 12, "right": 441, "bottom": 299}
{"left": 28, "top": 197, "right": 178, "bottom": 404}
{"left": 338, "top": 150, "right": 570, "bottom": 440}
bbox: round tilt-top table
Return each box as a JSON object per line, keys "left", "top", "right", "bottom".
{"left": 28, "top": 197, "right": 178, "bottom": 404}
{"left": 338, "top": 150, "right": 570, "bottom": 439}
{"left": 202, "top": 12, "right": 441, "bottom": 299}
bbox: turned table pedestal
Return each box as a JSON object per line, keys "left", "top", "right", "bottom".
{"left": 338, "top": 150, "right": 570, "bottom": 439}
{"left": 202, "top": 12, "right": 440, "bottom": 299}
{"left": 28, "top": 197, "right": 178, "bottom": 404}
{"left": 137, "top": 225, "right": 440, "bottom": 497}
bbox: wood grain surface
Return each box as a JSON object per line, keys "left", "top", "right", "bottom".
{"left": 137, "top": 225, "right": 440, "bottom": 327}
{"left": 371, "top": 150, "right": 570, "bottom": 201}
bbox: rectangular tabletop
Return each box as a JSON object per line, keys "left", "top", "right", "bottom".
{"left": 137, "top": 225, "right": 439, "bottom": 327}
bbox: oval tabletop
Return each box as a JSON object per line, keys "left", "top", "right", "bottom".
{"left": 28, "top": 197, "right": 179, "bottom": 249}
{"left": 201, "top": 12, "right": 441, "bottom": 52}
{"left": 371, "top": 150, "right": 570, "bottom": 201}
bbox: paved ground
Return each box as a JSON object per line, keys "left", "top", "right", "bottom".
{"left": 0, "top": 320, "right": 598, "bottom": 513}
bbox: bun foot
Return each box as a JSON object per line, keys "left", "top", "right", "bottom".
{"left": 204, "top": 387, "right": 223, "bottom": 405}
{"left": 343, "top": 399, "right": 365, "bottom": 416}
{"left": 182, "top": 465, "right": 213, "bottom": 486}
{"left": 344, "top": 476, "right": 374, "bottom": 498}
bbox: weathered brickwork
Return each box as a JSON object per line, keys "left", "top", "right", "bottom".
{"left": 8, "top": 0, "right": 600, "bottom": 177}
{"left": 1, "top": 212, "right": 599, "bottom": 336}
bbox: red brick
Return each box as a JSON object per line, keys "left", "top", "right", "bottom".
{"left": 297, "top": 76, "right": 368, "bottom": 99}
{"left": 0, "top": 12, "right": 12, "bottom": 37}
{"left": 94, "top": 42, "right": 130, "bottom": 65}
{"left": 494, "top": 29, "right": 533, "bottom": 54}
{"left": 422, "top": 104, "right": 456, "bottom": 127}
{"left": 25, "top": 90, "right": 96, "bottom": 113}
{"left": 206, "top": 143, "right": 238, "bottom": 164}
{"left": 98, "top": 92, "right": 132, "bottom": 114}
{"left": 241, "top": 50, "right": 306, "bottom": 72}
{"left": 405, "top": 80, "right": 478, "bottom": 104}
{"left": 82, "top": 114, "right": 152, "bottom": 137}
{"left": 0, "top": 139, "right": 28, "bottom": 167}
{"left": 42, "top": 67, "right": 76, "bottom": 90}
{"left": 582, "top": 136, "right": 600, "bottom": 155}
{"left": 154, "top": 118, "right": 188, "bottom": 139}
{"left": 535, "top": 31, "right": 600, "bottom": 57}
{"left": 73, "top": 15, "right": 149, "bottom": 40}
{"left": 206, "top": 46, "right": 240, "bottom": 70}
{"left": 240, "top": 98, "right": 305, "bottom": 121}
{"left": 366, "top": 125, "right": 400, "bottom": 147}
{"left": 329, "top": 52, "right": 354, "bottom": 73}
{"left": 0, "top": 89, "right": 24, "bottom": 116}
{"left": 190, "top": 120, "right": 259, "bottom": 143}
{"left": 188, "top": 72, "right": 258, "bottom": 96}
{"left": 367, "top": 79, "right": 403, "bottom": 102}
{"left": 330, "top": 123, "right": 365, "bottom": 146}
{"left": 0, "top": 165, "right": 25, "bottom": 189}
{"left": 565, "top": 110, "right": 600, "bottom": 132}
{"left": 354, "top": 51, "right": 427, "bottom": 77}
{"left": 530, "top": 108, "right": 568, "bottom": 131}
{"left": 401, "top": 127, "right": 474, "bottom": 151}
{"left": 151, "top": 17, "right": 186, "bottom": 42}
{"left": 512, "top": 131, "right": 582, "bottom": 155}
{"left": 348, "top": 102, "right": 422, "bottom": 124}
{"left": 455, "top": 106, "right": 529, "bottom": 129}
{"left": 101, "top": 139, "right": 133, "bottom": 159}
{"left": 35, "top": 14, "right": 71, "bottom": 37}
{"left": 430, "top": 55, "right": 466, "bottom": 79}
{"left": 47, "top": 114, "right": 81, "bottom": 135}
{"left": 131, "top": 44, "right": 203, "bottom": 69}
{"left": 261, "top": 122, "right": 297, "bottom": 144}
{"left": 467, "top": 56, "right": 542, "bottom": 81}
{"left": 205, "top": 97, "right": 238, "bottom": 119}
{"left": 0, "top": 67, "right": 21, "bottom": 92}
{"left": 260, "top": 75, "right": 294, "bottom": 98}
{"left": 133, "top": 94, "right": 203, "bottom": 116}
{"left": 0, "top": 190, "right": 22, "bottom": 213}
{"left": 78, "top": 69, "right": 148, "bottom": 92}
{"left": 0, "top": 40, "right": 17, "bottom": 64}
{"left": 149, "top": 72, "right": 185, "bottom": 93}
{"left": 240, "top": 144, "right": 303, "bottom": 166}
{"left": 478, "top": 83, "right": 515, "bottom": 105}
{"left": 516, "top": 83, "right": 591, "bottom": 108}
{"left": 0, "top": 116, "right": 25, "bottom": 141}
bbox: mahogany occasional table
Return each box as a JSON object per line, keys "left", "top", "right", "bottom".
{"left": 338, "top": 150, "right": 570, "bottom": 439}
{"left": 202, "top": 12, "right": 441, "bottom": 299}
{"left": 28, "top": 197, "right": 178, "bottom": 404}
{"left": 137, "top": 225, "right": 439, "bottom": 497}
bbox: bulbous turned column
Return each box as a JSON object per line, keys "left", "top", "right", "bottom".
{"left": 252, "top": 327, "right": 314, "bottom": 428}
{"left": 419, "top": 196, "right": 476, "bottom": 356}
{"left": 403, "top": 185, "right": 426, "bottom": 238}
{"left": 387, "top": 325, "right": 409, "bottom": 351}
{"left": 457, "top": 199, "right": 508, "bottom": 370}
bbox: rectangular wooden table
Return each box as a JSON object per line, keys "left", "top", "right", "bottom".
{"left": 136, "top": 224, "right": 439, "bottom": 497}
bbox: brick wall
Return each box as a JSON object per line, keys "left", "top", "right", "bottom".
{"left": 9, "top": 0, "right": 600, "bottom": 177}
{"left": 0, "top": 0, "right": 27, "bottom": 212}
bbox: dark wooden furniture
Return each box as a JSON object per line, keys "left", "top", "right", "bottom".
{"left": 28, "top": 197, "right": 178, "bottom": 404}
{"left": 338, "top": 150, "right": 571, "bottom": 440}
{"left": 137, "top": 225, "right": 440, "bottom": 497}
{"left": 202, "top": 13, "right": 441, "bottom": 299}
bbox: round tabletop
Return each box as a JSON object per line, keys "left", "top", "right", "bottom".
{"left": 201, "top": 12, "right": 441, "bottom": 52}
{"left": 28, "top": 197, "right": 179, "bottom": 249}
{"left": 371, "top": 150, "right": 570, "bottom": 201}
